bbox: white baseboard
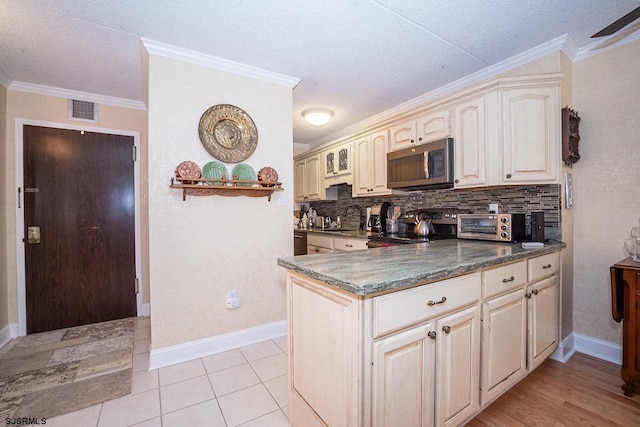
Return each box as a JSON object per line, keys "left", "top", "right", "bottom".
{"left": 573, "top": 332, "right": 622, "bottom": 365}
{"left": 149, "top": 320, "right": 287, "bottom": 370}
{"left": 139, "top": 303, "right": 150, "bottom": 317}
{"left": 0, "top": 323, "right": 19, "bottom": 350}
{"left": 550, "top": 333, "right": 576, "bottom": 363}
{"left": 551, "top": 332, "right": 622, "bottom": 365}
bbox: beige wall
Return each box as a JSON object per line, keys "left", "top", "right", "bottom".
{"left": 572, "top": 39, "right": 640, "bottom": 344}
{"left": 146, "top": 53, "right": 294, "bottom": 350}
{"left": 0, "top": 84, "right": 8, "bottom": 331}
{"left": 3, "top": 91, "right": 149, "bottom": 327}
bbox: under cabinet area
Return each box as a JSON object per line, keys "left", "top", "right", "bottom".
{"left": 284, "top": 248, "right": 562, "bottom": 427}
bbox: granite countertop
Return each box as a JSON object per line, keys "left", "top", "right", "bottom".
{"left": 296, "top": 228, "right": 372, "bottom": 239}
{"left": 278, "top": 239, "right": 566, "bottom": 296}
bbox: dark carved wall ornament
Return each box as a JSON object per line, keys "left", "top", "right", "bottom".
{"left": 562, "top": 106, "right": 581, "bottom": 166}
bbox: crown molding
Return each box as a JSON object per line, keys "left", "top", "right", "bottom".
{"left": 306, "top": 34, "right": 571, "bottom": 149}
{"left": 141, "top": 37, "right": 300, "bottom": 89}
{"left": 0, "top": 67, "right": 11, "bottom": 88}
{"left": 7, "top": 81, "right": 147, "bottom": 110}
{"left": 574, "top": 29, "right": 640, "bottom": 61}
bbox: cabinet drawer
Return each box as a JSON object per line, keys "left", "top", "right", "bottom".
{"left": 528, "top": 252, "right": 560, "bottom": 282}
{"left": 373, "top": 273, "right": 480, "bottom": 338}
{"left": 333, "top": 237, "right": 367, "bottom": 251}
{"left": 307, "top": 234, "right": 333, "bottom": 249}
{"left": 482, "top": 260, "right": 527, "bottom": 299}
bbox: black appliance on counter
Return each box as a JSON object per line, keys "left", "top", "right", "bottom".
{"left": 368, "top": 202, "right": 392, "bottom": 234}
{"left": 367, "top": 208, "right": 459, "bottom": 248}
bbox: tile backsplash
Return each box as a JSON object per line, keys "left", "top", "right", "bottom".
{"left": 307, "top": 184, "right": 562, "bottom": 240}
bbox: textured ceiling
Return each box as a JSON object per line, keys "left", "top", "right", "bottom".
{"left": 1, "top": 0, "right": 639, "bottom": 146}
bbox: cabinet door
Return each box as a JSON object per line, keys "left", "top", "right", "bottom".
{"left": 389, "top": 118, "right": 416, "bottom": 151}
{"left": 435, "top": 305, "right": 480, "bottom": 427}
{"left": 481, "top": 289, "right": 527, "bottom": 406}
{"left": 527, "top": 275, "right": 559, "bottom": 370}
{"left": 370, "top": 131, "right": 391, "bottom": 195}
{"left": 324, "top": 143, "right": 352, "bottom": 180}
{"left": 353, "top": 131, "right": 391, "bottom": 197}
{"left": 305, "top": 155, "right": 322, "bottom": 200}
{"left": 372, "top": 324, "right": 435, "bottom": 427}
{"left": 416, "top": 108, "right": 451, "bottom": 144}
{"left": 294, "top": 159, "right": 307, "bottom": 201}
{"left": 453, "top": 97, "right": 486, "bottom": 188}
{"left": 501, "top": 86, "right": 559, "bottom": 184}
{"left": 353, "top": 136, "right": 372, "bottom": 196}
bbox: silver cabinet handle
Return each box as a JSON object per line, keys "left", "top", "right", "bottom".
{"left": 502, "top": 276, "right": 515, "bottom": 283}
{"left": 428, "top": 331, "right": 436, "bottom": 340}
{"left": 442, "top": 325, "right": 451, "bottom": 334}
{"left": 542, "top": 264, "right": 552, "bottom": 269}
{"left": 427, "top": 296, "right": 446, "bottom": 306}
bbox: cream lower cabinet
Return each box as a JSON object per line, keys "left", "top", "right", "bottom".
{"left": 372, "top": 323, "right": 435, "bottom": 427}
{"left": 480, "top": 260, "right": 528, "bottom": 406}
{"left": 306, "top": 234, "right": 368, "bottom": 254}
{"left": 527, "top": 274, "right": 559, "bottom": 370}
{"left": 527, "top": 252, "right": 560, "bottom": 371}
{"left": 435, "top": 305, "right": 480, "bottom": 426}
{"left": 480, "top": 288, "right": 527, "bottom": 405}
{"left": 286, "top": 250, "right": 560, "bottom": 427}
{"left": 371, "top": 305, "right": 480, "bottom": 427}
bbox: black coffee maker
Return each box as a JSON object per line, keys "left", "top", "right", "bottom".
{"left": 368, "top": 202, "right": 392, "bottom": 234}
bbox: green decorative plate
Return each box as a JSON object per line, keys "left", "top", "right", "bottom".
{"left": 201, "top": 161, "right": 228, "bottom": 186}
{"left": 231, "top": 163, "right": 256, "bottom": 186}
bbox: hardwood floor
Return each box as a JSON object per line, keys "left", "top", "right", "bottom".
{"left": 467, "top": 352, "right": 640, "bottom": 426}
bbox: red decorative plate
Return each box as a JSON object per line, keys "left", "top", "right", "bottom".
{"left": 175, "top": 160, "right": 201, "bottom": 184}
{"left": 258, "top": 167, "right": 278, "bottom": 187}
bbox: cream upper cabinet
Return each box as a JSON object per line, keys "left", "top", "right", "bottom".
{"left": 293, "top": 155, "right": 321, "bottom": 201}
{"left": 353, "top": 130, "right": 392, "bottom": 197}
{"left": 293, "top": 158, "right": 306, "bottom": 201}
{"left": 500, "top": 85, "right": 560, "bottom": 184}
{"left": 294, "top": 153, "right": 337, "bottom": 202}
{"left": 389, "top": 108, "right": 451, "bottom": 151}
{"left": 452, "top": 96, "right": 487, "bottom": 188}
{"left": 323, "top": 141, "right": 352, "bottom": 186}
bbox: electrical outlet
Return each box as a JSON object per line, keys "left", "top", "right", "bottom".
{"left": 226, "top": 289, "right": 241, "bottom": 309}
{"left": 489, "top": 203, "right": 498, "bottom": 214}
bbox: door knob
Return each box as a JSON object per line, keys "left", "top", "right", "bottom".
{"left": 28, "top": 226, "right": 41, "bottom": 244}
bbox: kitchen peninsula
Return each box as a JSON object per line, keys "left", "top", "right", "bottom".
{"left": 278, "top": 239, "right": 565, "bottom": 427}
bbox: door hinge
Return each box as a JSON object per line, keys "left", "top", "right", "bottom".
{"left": 132, "top": 145, "right": 137, "bottom": 162}
{"left": 135, "top": 277, "right": 140, "bottom": 294}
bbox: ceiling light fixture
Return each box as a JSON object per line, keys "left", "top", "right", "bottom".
{"left": 302, "top": 108, "right": 334, "bottom": 126}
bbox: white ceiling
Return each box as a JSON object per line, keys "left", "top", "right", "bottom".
{"left": 1, "top": 0, "right": 639, "bottom": 146}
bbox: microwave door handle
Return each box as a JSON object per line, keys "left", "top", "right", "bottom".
{"left": 423, "top": 151, "right": 430, "bottom": 178}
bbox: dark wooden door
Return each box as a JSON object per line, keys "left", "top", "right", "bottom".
{"left": 23, "top": 125, "right": 136, "bottom": 333}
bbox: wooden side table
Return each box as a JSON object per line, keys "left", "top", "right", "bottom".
{"left": 610, "top": 257, "right": 640, "bottom": 396}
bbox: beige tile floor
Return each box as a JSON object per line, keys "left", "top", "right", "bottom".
{"left": 41, "top": 317, "right": 290, "bottom": 427}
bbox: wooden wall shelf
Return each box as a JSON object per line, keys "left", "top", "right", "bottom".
{"left": 170, "top": 177, "right": 283, "bottom": 201}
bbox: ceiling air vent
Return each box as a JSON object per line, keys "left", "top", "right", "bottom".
{"left": 68, "top": 99, "right": 98, "bottom": 122}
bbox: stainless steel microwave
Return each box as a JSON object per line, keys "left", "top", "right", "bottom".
{"left": 457, "top": 213, "right": 526, "bottom": 242}
{"left": 387, "top": 138, "right": 454, "bottom": 190}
